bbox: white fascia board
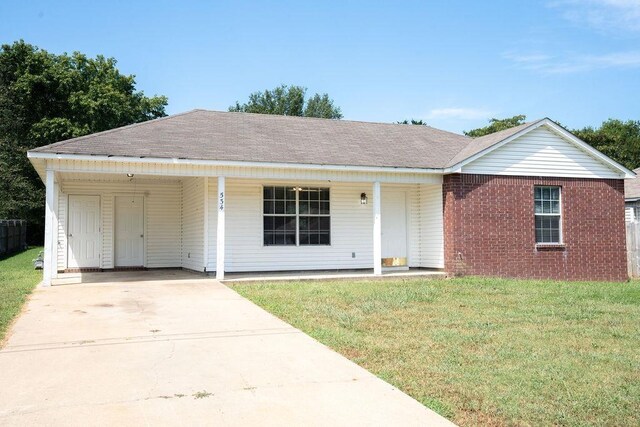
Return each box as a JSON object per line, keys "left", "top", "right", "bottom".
{"left": 449, "top": 119, "right": 635, "bottom": 179}
{"left": 27, "top": 151, "right": 444, "bottom": 175}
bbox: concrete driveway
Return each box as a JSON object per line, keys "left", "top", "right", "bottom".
{"left": 0, "top": 271, "right": 453, "bottom": 426}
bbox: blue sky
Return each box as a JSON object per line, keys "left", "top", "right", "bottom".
{"left": 1, "top": 0, "right": 639, "bottom": 133}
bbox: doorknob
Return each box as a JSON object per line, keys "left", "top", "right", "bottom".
{"left": 140, "top": 234, "right": 144, "bottom": 238}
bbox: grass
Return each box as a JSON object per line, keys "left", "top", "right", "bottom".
{"left": 233, "top": 277, "right": 640, "bottom": 426}
{"left": 0, "top": 247, "right": 43, "bottom": 343}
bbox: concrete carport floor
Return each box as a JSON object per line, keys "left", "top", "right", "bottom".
{"left": 0, "top": 271, "right": 454, "bottom": 426}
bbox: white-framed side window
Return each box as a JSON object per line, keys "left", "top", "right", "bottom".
{"left": 263, "top": 186, "right": 330, "bottom": 246}
{"left": 534, "top": 186, "right": 562, "bottom": 244}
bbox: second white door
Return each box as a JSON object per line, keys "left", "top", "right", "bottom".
{"left": 381, "top": 190, "right": 408, "bottom": 260}
{"left": 115, "top": 196, "right": 144, "bottom": 267}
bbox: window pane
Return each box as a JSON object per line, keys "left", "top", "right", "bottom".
{"left": 275, "top": 200, "right": 285, "bottom": 214}
{"left": 319, "top": 232, "right": 330, "bottom": 245}
{"left": 264, "top": 232, "right": 274, "bottom": 245}
{"left": 275, "top": 187, "right": 285, "bottom": 199}
{"left": 320, "top": 202, "right": 330, "bottom": 214}
{"left": 299, "top": 201, "right": 309, "bottom": 214}
{"left": 535, "top": 215, "right": 560, "bottom": 243}
{"left": 310, "top": 188, "right": 320, "bottom": 201}
{"left": 264, "top": 200, "right": 274, "bottom": 214}
{"left": 264, "top": 216, "right": 274, "bottom": 231}
{"left": 542, "top": 187, "right": 550, "bottom": 199}
{"left": 551, "top": 201, "right": 560, "bottom": 214}
{"left": 319, "top": 217, "right": 330, "bottom": 231}
{"left": 264, "top": 186, "right": 274, "bottom": 199}
{"left": 309, "top": 201, "right": 319, "bottom": 215}
{"left": 310, "top": 234, "right": 319, "bottom": 244}
{"left": 320, "top": 189, "right": 330, "bottom": 201}
{"left": 285, "top": 217, "right": 296, "bottom": 231}
{"left": 285, "top": 233, "right": 296, "bottom": 245}
{"left": 286, "top": 187, "right": 297, "bottom": 200}
{"left": 286, "top": 201, "right": 296, "bottom": 214}
{"left": 299, "top": 233, "right": 309, "bottom": 245}
{"left": 551, "top": 187, "right": 560, "bottom": 200}
{"left": 299, "top": 216, "right": 308, "bottom": 230}
{"left": 535, "top": 201, "right": 543, "bottom": 214}
{"left": 274, "top": 216, "right": 285, "bottom": 230}
{"left": 534, "top": 187, "right": 541, "bottom": 199}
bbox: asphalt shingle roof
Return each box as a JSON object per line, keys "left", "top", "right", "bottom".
{"left": 31, "top": 109, "right": 538, "bottom": 169}
{"left": 625, "top": 168, "right": 640, "bottom": 199}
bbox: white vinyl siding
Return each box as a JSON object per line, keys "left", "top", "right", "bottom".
{"left": 56, "top": 190, "right": 67, "bottom": 271}
{"left": 208, "top": 179, "right": 443, "bottom": 272}
{"left": 626, "top": 202, "right": 640, "bottom": 223}
{"left": 462, "top": 126, "right": 622, "bottom": 179}
{"left": 56, "top": 179, "right": 182, "bottom": 271}
{"left": 181, "top": 177, "right": 206, "bottom": 271}
{"left": 418, "top": 184, "right": 445, "bottom": 268}
{"left": 101, "top": 195, "right": 114, "bottom": 268}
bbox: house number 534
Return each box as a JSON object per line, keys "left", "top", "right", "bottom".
{"left": 219, "top": 192, "right": 224, "bottom": 211}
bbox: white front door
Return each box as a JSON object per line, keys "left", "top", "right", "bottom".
{"left": 68, "top": 195, "right": 101, "bottom": 268}
{"left": 115, "top": 196, "right": 144, "bottom": 267}
{"left": 381, "top": 190, "right": 408, "bottom": 261}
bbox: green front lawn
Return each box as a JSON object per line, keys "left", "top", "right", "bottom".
{"left": 0, "top": 247, "right": 43, "bottom": 343}
{"left": 233, "top": 277, "right": 640, "bottom": 426}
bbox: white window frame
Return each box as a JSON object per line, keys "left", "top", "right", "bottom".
{"left": 262, "top": 185, "right": 331, "bottom": 247}
{"left": 534, "top": 185, "right": 563, "bottom": 245}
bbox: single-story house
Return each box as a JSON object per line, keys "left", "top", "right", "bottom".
{"left": 625, "top": 167, "right": 640, "bottom": 222}
{"left": 27, "top": 110, "right": 634, "bottom": 285}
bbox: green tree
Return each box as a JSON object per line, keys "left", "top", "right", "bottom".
{"left": 397, "top": 119, "right": 427, "bottom": 125}
{"left": 573, "top": 119, "right": 640, "bottom": 170}
{"left": 464, "top": 115, "right": 527, "bottom": 137}
{"left": 229, "top": 84, "right": 342, "bottom": 119}
{"left": 0, "top": 40, "right": 168, "bottom": 243}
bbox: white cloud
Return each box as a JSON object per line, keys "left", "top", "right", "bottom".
{"left": 504, "top": 50, "right": 640, "bottom": 73}
{"left": 550, "top": 0, "right": 640, "bottom": 33}
{"left": 425, "top": 107, "right": 494, "bottom": 121}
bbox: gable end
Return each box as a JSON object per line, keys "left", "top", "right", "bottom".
{"left": 460, "top": 124, "right": 628, "bottom": 179}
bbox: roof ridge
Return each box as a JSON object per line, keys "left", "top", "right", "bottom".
{"left": 31, "top": 109, "right": 205, "bottom": 151}
{"left": 209, "top": 109, "right": 470, "bottom": 138}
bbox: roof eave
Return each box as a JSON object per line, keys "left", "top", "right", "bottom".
{"left": 27, "top": 151, "right": 447, "bottom": 175}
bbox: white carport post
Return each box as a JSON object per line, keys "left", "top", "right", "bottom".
{"left": 216, "top": 176, "right": 226, "bottom": 280}
{"left": 373, "top": 181, "right": 382, "bottom": 275}
{"left": 42, "top": 169, "right": 56, "bottom": 286}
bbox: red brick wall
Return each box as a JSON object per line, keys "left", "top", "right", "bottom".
{"left": 442, "top": 174, "right": 627, "bottom": 282}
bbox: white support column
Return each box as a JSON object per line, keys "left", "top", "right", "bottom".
{"left": 202, "top": 177, "right": 209, "bottom": 272}
{"left": 373, "top": 181, "right": 382, "bottom": 275}
{"left": 216, "top": 176, "right": 225, "bottom": 280}
{"left": 51, "top": 177, "right": 59, "bottom": 280}
{"left": 42, "top": 169, "right": 55, "bottom": 286}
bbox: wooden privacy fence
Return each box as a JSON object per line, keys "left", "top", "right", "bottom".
{"left": 626, "top": 221, "right": 640, "bottom": 277}
{"left": 0, "top": 220, "right": 27, "bottom": 257}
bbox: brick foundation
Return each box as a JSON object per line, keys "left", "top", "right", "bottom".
{"left": 442, "top": 174, "right": 627, "bottom": 282}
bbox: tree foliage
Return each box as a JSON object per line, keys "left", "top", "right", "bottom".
{"left": 229, "top": 84, "right": 342, "bottom": 119}
{"left": 464, "top": 115, "right": 527, "bottom": 137}
{"left": 397, "top": 119, "right": 427, "bottom": 125}
{"left": 0, "top": 40, "right": 168, "bottom": 243}
{"left": 573, "top": 119, "right": 640, "bottom": 170}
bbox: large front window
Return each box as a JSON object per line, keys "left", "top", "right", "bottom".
{"left": 534, "top": 186, "right": 562, "bottom": 244}
{"left": 263, "top": 186, "right": 330, "bottom": 246}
